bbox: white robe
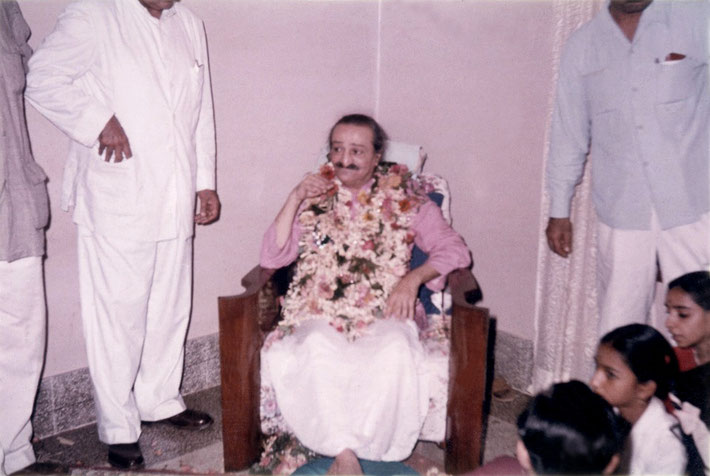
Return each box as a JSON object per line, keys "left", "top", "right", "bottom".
{"left": 262, "top": 318, "right": 430, "bottom": 461}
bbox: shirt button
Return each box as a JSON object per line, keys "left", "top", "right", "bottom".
{"left": 631, "top": 86, "right": 638, "bottom": 92}
{"left": 637, "top": 125, "right": 644, "bottom": 130}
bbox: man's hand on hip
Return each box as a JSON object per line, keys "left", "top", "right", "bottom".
{"left": 195, "top": 190, "right": 220, "bottom": 225}
{"left": 546, "top": 217, "right": 573, "bottom": 257}
{"left": 98, "top": 115, "right": 133, "bottom": 163}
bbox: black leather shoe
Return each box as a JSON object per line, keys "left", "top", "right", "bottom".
{"left": 108, "top": 442, "right": 144, "bottom": 470}
{"left": 13, "top": 461, "right": 70, "bottom": 474}
{"left": 160, "top": 409, "right": 213, "bottom": 430}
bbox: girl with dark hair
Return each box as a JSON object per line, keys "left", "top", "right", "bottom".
{"left": 666, "top": 271, "right": 710, "bottom": 428}
{"left": 516, "top": 380, "right": 624, "bottom": 475}
{"left": 590, "top": 324, "right": 686, "bottom": 474}
{"left": 462, "top": 381, "right": 623, "bottom": 476}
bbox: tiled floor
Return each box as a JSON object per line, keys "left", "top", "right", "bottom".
{"left": 32, "top": 386, "right": 529, "bottom": 475}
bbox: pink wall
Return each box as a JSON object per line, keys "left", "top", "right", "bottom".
{"left": 20, "top": 0, "right": 556, "bottom": 377}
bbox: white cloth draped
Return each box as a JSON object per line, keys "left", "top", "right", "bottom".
{"left": 261, "top": 318, "right": 430, "bottom": 461}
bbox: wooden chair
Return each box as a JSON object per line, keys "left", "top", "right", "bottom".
{"left": 218, "top": 263, "right": 491, "bottom": 474}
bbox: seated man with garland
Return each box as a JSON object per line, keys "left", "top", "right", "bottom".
{"left": 259, "top": 113, "right": 471, "bottom": 474}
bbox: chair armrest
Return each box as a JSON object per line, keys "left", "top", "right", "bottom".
{"left": 445, "top": 268, "right": 491, "bottom": 474}
{"left": 219, "top": 265, "right": 282, "bottom": 471}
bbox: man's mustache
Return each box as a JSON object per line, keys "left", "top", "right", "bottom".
{"left": 333, "top": 162, "right": 359, "bottom": 171}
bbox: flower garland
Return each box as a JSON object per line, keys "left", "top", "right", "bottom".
{"left": 278, "top": 161, "right": 428, "bottom": 341}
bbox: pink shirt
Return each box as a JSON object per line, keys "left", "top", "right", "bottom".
{"left": 260, "top": 199, "right": 471, "bottom": 291}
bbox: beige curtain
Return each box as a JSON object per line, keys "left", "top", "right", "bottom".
{"left": 531, "top": 0, "right": 604, "bottom": 392}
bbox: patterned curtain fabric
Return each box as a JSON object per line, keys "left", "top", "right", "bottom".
{"left": 532, "top": 0, "right": 604, "bottom": 392}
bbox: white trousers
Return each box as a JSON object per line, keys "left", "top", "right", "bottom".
{"left": 0, "top": 257, "right": 45, "bottom": 475}
{"left": 77, "top": 227, "right": 191, "bottom": 444}
{"left": 597, "top": 212, "right": 710, "bottom": 337}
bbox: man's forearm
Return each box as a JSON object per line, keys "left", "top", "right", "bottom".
{"left": 273, "top": 191, "right": 302, "bottom": 249}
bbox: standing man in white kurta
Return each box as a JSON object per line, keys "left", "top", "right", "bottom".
{"left": 25, "top": 0, "right": 220, "bottom": 469}
{"left": 545, "top": 0, "right": 710, "bottom": 336}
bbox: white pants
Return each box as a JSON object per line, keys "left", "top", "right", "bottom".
{"left": 77, "top": 227, "right": 192, "bottom": 444}
{"left": 262, "top": 319, "right": 429, "bottom": 461}
{"left": 597, "top": 212, "right": 710, "bottom": 337}
{"left": 0, "top": 257, "right": 45, "bottom": 475}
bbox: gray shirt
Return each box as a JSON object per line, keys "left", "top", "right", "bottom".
{"left": 547, "top": 0, "right": 710, "bottom": 230}
{"left": 0, "top": 0, "right": 50, "bottom": 261}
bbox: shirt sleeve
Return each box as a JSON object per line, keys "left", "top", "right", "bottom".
{"left": 260, "top": 219, "right": 303, "bottom": 269}
{"left": 25, "top": 2, "right": 114, "bottom": 148}
{"left": 411, "top": 200, "right": 471, "bottom": 291}
{"left": 546, "top": 38, "right": 591, "bottom": 219}
{"left": 192, "top": 18, "right": 216, "bottom": 191}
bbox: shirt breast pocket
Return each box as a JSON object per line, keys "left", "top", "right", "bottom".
{"left": 655, "top": 58, "right": 705, "bottom": 140}
{"left": 656, "top": 57, "right": 703, "bottom": 103}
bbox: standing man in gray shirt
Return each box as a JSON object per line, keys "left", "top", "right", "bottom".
{"left": 0, "top": 2, "right": 65, "bottom": 474}
{"left": 545, "top": 0, "right": 710, "bottom": 336}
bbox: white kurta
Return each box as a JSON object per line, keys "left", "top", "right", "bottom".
{"left": 26, "top": 0, "right": 216, "bottom": 242}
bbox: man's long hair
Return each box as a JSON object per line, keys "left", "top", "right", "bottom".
{"left": 328, "top": 114, "right": 388, "bottom": 154}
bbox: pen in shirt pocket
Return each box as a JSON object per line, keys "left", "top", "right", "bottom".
{"left": 655, "top": 52, "right": 686, "bottom": 64}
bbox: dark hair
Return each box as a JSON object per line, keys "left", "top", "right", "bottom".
{"left": 600, "top": 324, "right": 678, "bottom": 399}
{"left": 517, "top": 380, "right": 624, "bottom": 474}
{"left": 668, "top": 270, "right": 710, "bottom": 311}
{"left": 328, "top": 114, "right": 388, "bottom": 154}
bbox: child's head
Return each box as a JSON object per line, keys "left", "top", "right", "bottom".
{"left": 516, "top": 380, "right": 623, "bottom": 475}
{"left": 592, "top": 324, "right": 678, "bottom": 412}
{"left": 666, "top": 271, "right": 710, "bottom": 350}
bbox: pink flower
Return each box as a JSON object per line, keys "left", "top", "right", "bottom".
{"left": 399, "top": 198, "right": 413, "bottom": 213}
{"left": 390, "top": 163, "right": 408, "bottom": 175}
{"left": 317, "top": 281, "right": 334, "bottom": 299}
{"left": 362, "top": 240, "right": 375, "bottom": 251}
{"left": 262, "top": 397, "right": 277, "bottom": 416}
{"left": 320, "top": 163, "right": 335, "bottom": 180}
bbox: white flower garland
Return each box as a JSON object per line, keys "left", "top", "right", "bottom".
{"left": 278, "top": 162, "right": 427, "bottom": 341}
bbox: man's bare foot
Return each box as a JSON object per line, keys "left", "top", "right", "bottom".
{"left": 326, "top": 449, "right": 363, "bottom": 475}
